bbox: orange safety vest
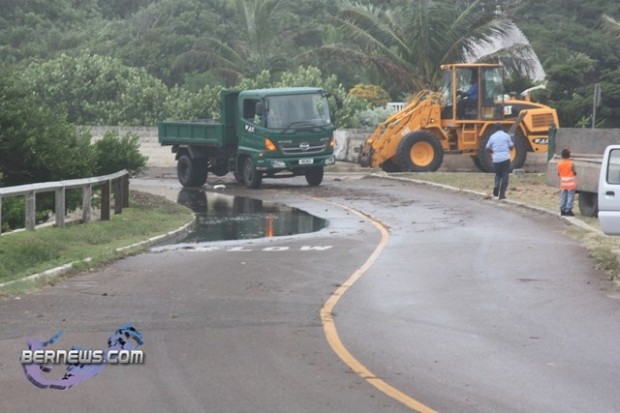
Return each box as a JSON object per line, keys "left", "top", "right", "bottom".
{"left": 557, "top": 159, "right": 576, "bottom": 190}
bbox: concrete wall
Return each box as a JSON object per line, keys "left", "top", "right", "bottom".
{"left": 552, "top": 128, "right": 620, "bottom": 156}
{"left": 86, "top": 126, "right": 548, "bottom": 172}
{"left": 547, "top": 128, "right": 620, "bottom": 192}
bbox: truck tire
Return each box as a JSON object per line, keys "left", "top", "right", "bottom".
{"left": 242, "top": 157, "right": 262, "bottom": 189}
{"left": 396, "top": 131, "right": 444, "bottom": 172}
{"left": 177, "top": 154, "right": 208, "bottom": 187}
{"left": 578, "top": 191, "right": 598, "bottom": 217}
{"left": 477, "top": 131, "right": 528, "bottom": 173}
{"left": 305, "top": 167, "right": 324, "bottom": 186}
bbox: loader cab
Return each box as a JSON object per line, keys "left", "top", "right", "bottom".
{"left": 441, "top": 64, "right": 505, "bottom": 121}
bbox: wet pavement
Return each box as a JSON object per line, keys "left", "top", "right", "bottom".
{"left": 175, "top": 188, "right": 327, "bottom": 242}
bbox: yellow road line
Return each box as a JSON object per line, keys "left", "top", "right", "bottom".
{"left": 320, "top": 202, "right": 438, "bottom": 413}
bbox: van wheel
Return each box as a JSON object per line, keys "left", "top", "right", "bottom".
{"left": 242, "top": 157, "right": 262, "bottom": 189}
{"left": 578, "top": 192, "right": 598, "bottom": 217}
{"left": 305, "top": 167, "right": 324, "bottom": 186}
{"left": 177, "top": 154, "right": 207, "bottom": 187}
{"left": 396, "top": 131, "right": 444, "bottom": 172}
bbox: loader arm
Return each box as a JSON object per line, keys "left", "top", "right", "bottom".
{"left": 359, "top": 91, "right": 443, "bottom": 168}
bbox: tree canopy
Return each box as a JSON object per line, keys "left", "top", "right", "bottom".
{"left": 0, "top": 0, "right": 618, "bottom": 127}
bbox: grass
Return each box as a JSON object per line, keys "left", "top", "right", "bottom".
{"left": 401, "top": 171, "right": 620, "bottom": 284}
{"left": 0, "top": 191, "right": 193, "bottom": 290}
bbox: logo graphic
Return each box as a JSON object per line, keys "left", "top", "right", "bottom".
{"left": 299, "top": 142, "right": 310, "bottom": 151}
{"left": 21, "top": 323, "right": 144, "bottom": 390}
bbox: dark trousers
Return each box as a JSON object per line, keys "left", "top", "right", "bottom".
{"left": 493, "top": 160, "right": 510, "bottom": 196}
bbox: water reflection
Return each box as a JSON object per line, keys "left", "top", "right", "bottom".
{"left": 176, "top": 189, "right": 327, "bottom": 242}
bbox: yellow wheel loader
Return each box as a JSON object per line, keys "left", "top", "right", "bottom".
{"left": 359, "top": 63, "right": 559, "bottom": 172}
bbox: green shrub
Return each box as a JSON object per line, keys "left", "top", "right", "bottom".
{"left": 93, "top": 130, "right": 148, "bottom": 176}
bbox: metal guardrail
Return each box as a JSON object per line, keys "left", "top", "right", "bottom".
{"left": 0, "top": 170, "right": 129, "bottom": 235}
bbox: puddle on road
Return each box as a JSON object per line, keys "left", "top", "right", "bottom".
{"left": 176, "top": 188, "right": 327, "bottom": 242}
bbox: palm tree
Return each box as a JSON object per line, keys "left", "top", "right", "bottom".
{"left": 174, "top": 0, "right": 294, "bottom": 84}
{"left": 301, "top": 0, "right": 535, "bottom": 92}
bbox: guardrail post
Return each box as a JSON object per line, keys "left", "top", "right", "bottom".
{"left": 101, "top": 181, "right": 111, "bottom": 221}
{"left": 122, "top": 174, "right": 129, "bottom": 208}
{"left": 113, "top": 179, "right": 122, "bottom": 214}
{"left": 55, "top": 187, "right": 66, "bottom": 228}
{"left": 26, "top": 191, "right": 36, "bottom": 231}
{"left": 83, "top": 184, "right": 92, "bottom": 223}
{"left": 0, "top": 196, "right": 3, "bottom": 236}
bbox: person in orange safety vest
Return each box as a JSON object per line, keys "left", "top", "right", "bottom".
{"left": 557, "top": 147, "right": 577, "bottom": 216}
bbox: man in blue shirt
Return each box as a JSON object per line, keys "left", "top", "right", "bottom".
{"left": 485, "top": 122, "right": 514, "bottom": 199}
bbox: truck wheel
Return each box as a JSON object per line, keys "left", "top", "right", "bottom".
{"left": 578, "top": 192, "right": 598, "bottom": 217}
{"left": 396, "top": 131, "right": 444, "bottom": 172}
{"left": 242, "top": 157, "right": 262, "bottom": 189}
{"left": 177, "top": 154, "right": 207, "bottom": 187}
{"left": 305, "top": 167, "right": 324, "bottom": 186}
{"left": 210, "top": 163, "right": 228, "bottom": 177}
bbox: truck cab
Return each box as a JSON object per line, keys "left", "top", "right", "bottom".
{"left": 598, "top": 145, "right": 620, "bottom": 235}
{"left": 235, "top": 88, "right": 335, "bottom": 187}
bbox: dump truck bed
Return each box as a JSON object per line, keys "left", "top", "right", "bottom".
{"left": 158, "top": 120, "right": 229, "bottom": 147}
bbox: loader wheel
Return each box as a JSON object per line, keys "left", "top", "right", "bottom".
{"left": 177, "top": 154, "right": 208, "bottom": 187}
{"left": 477, "top": 131, "right": 528, "bottom": 173}
{"left": 380, "top": 159, "right": 401, "bottom": 173}
{"left": 509, "top": 132, "right": 528, "bottom": 171}
{"left": 396, "top": 131, "right": 444, "bottom": 172}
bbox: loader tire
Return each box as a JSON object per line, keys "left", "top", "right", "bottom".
{"left": 380, "top": 159, "right": 401, "bottom": 173}
{"left": 396, "top": 131, "right": 444, "bottom": 172}
{"left": 477, "top": 130, "right": 528, "bottom": 173}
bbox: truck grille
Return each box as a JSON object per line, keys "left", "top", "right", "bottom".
{"left": 531, "top": 113, "right": 556, "bottom": 129}
{"left": 280, "top": 142, "right": 327, "bottom": 155}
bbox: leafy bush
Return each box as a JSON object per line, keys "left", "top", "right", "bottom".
{"left": 355, "top": 106, "right": 393, "bottom": 128}
{"left": 19, "top": 52, "right": 169, "bottom": 126}
{"left": 348, "top": 84, "right": 391, "bottom": 108}
{"left": 92, "top": 130, "right": 148, "bottom": 176}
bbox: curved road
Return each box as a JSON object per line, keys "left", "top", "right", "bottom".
{"left": 1, "top": 174, "right": 619, "bottom": 412}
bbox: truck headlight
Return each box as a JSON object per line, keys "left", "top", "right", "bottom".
{"left": 271, "top": 160, "right": 286, "bottom": 168}
{"left": 326, "top": 156, "right": 335, "bottom": 165}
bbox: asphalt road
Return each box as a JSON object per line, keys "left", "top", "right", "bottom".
{"left": 1, "top": 173, "right": 619, "bottom": 413}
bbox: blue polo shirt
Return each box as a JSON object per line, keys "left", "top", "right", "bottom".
{"left": 486, "top": 130, "right": 513, "bottom": 163}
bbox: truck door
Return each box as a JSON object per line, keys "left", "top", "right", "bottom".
{"left": 598, "top": 145, "right": 620, "bottom": 235}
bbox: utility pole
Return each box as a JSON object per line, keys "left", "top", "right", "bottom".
{"left": 592, "top": 83, "right": 601, "bottom": 129}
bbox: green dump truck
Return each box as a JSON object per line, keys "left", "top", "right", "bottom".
{"left": 158, "top": 87, "right": 336, "bottom": 189}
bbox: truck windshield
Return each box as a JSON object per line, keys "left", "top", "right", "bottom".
{"left": 265, "top": 94, "right": 331, "bottom": 130}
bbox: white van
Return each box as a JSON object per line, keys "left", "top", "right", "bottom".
{"left": 598, "top": 144, "right": 620, "bottom": 235}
